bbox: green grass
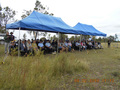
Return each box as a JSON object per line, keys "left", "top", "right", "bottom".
{"left": 0, "top": 42, "right": 120, "bottom": 90}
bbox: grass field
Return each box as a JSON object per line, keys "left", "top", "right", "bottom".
{"left": 0, "top": 43, "right": 120, "bottom": 90}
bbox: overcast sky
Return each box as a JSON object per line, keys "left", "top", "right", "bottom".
{"left": 1, "top": 0, "right": 120, "bottom": 40}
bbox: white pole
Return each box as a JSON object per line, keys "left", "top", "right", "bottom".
{"left": 79, "top": 34, "right": 82, "bottom": 51}
{"left": 117, "top": 40, "right": 118, "bottom": 48}
{"left": 93, "top": 36, "right": 95, "bottom": 48}
{"left": 57, "top": 32, "right": 59, "bottom": 54}
{"left": 104, "top": 36, "right": 106, "bottom": 48}
{"left": 18, "top": 27, "right": 20, "bottom": 57}
{"left": 80, "top": 34, "right": 82, "bottom": 42}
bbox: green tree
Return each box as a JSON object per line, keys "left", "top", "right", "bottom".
{"left": 50, "top": 35, "right": 58, "bottom": 40}
{"left": 82, "top": 35, "right": 90, "bottom": 40}
{"left": 107, "top": 35, "right": 115, "bottom": 41}
{"left": 21, "top": 0, "right": 53, "bottom": 40}
{"left": 69, "top": 36, "right": 75, "bottom": 41}
{"left": 23, "top": 33, "right": 27, "bottom": 40}
{"left": 114, "top": 34, "right": 118, "bottom": 41}
{"left": 0, "top": 5, "right": 16, "bottom": 33}
{"left": 96, "top": 37, "right": 102, "bottom": 42}
{"left": 92, "top": 36, "right": 96, "bottom": 40}
{"left": 47, "top": 34, "right": 51, "bottom": 40}
{"left": 59, "top": 33, "right": 68, "bottom": 41}
{"left": 40, "top": 37, "right": 46, "bottom": 40}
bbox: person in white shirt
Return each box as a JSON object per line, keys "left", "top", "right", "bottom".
{"left": 81, "top": 41, "right": 87, "bottom": 50}
{"left": 68, "top": 41, "right": 72, "bottom": 51}
{"left": 27, "top": 40, "right": 32, "bottom": 52}
{"left": 95, "top": 41, "right": 98, "bottom": 49}
{"left": 64, "top": 41, "right": 68, "bottom": 52}
{"left": 88, "top": 41, "right": 93, "bottom": 49}
{"left": 45, "top": 40, "right": 53, "bottom": 53}
{"left": 75, "top": 41, "right": 81, "bottom": 50}
{"left": 38, "top": 40, "right": 44, "bottom": 50}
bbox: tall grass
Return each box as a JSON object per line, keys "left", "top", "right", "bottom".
{"left": 0, "top": 52, "right": 89, "bottom": 89}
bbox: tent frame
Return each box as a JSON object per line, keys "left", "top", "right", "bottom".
{"left": 18, "top": 27, "right": 21, "bottom": 57}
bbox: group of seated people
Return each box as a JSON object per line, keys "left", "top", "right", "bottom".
{"left": 19, "top": 39, "right": 57, "bottom": 56}
{"left": 58, "top": 40, "right": 103, "bottom": 53}
{"left": 9, "top": 39, "right": 103, "bottom": 56}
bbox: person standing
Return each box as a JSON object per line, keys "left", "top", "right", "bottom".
{"left": 9, "top": 32, "right": 15, "bottom": 52}
{"left": 10, "top": 32, "right": 15, "bottom": 41}
{"left": 108, "top": 39, "right": 111, "bottom": 48}
{"left": 4, "top": 32, "right": 11, "bottom": 54}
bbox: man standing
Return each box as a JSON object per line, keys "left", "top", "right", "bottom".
{"left": 9, "top": 32, "right": 15, "bottom": 52}
{"left": 20, "top": 40, "right": 27, "bottom": 56}
{"left": 10, "top": 32, "right": 15, "bottom": 41}
{"left": 108, "top": 39, "right": 111, "bottom": 48}
{"left": 4, "top": 32, "right": 11, "bottom": 54}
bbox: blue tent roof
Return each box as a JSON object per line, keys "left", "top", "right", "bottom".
{"left": 73, "top": 22, "right": 107, "bottom": 36}
{"left": 6, "top": 11, "right": 84, "bottom": 35}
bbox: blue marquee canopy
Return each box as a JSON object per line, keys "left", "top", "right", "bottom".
{"left": 6, "top": 11, "right": 84, "bottom": 35}
{"left": 73, "top": 22, "right": 107, "bottom": 36}
{"left": 6, "top": 11, "right": 106, "bottom": 36}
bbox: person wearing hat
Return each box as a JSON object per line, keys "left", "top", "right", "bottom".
{"left": 10, "top": 32, "right": 15, "bottom": 41}
{"left": 4, "top": 32, "right": 11, "bottom": 54}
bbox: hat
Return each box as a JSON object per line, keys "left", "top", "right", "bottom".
{"left": 40, "top": 39, "right": 43, "bottom": 42}
{"left": 10, "top": 32, "right": 13, "bottom": 34}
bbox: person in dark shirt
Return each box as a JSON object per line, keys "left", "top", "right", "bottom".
{"left": 10, "top": 32, "right": 15, "bottom": 41}
{"left": 51, "top": 40, "right": 56, "bottom": 51}
{"left": 108, "top": 39, "right": 111, "bottom": 48}
{"left": 4, "top": 32, "right": 11, "bottom": 54}
{"left": 20, "top": 40, "right": 27, "bottom": 56}
{"left": 36, "top": 39, "right": 40, "bottom": 49}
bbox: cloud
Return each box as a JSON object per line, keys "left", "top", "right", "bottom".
{"left": 96, "top": 25, "right": 120, "bottom": 28}
{"left": 1, "top": 0, "right": 120, "bottom": 40}
{"left": 114, "top": 25, "right": 120, "bottom": 28}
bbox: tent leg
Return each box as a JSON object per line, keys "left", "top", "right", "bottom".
{"left": 117, "top": 42, "right": 118, "bottom": 48}
{"left": 80, "top": 34, "right": 82, "bottom": 42}
{"left": 93, "top": 36, "right": 95, "bottom": 48}
{"left": 18, "top": 27, "right": 21, "bottom": 57}
{"left": 79, "top": 34, "right": 82, "bottom": 52}
{"left": 57, "top": 32, "right": 59, "bottom": 54}
{"left": 104, "top": 36, "right": 106, "bottom": 48}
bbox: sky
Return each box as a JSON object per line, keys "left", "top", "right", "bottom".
{"left": 0, "top": 0, "right": 120, "bottom": 40}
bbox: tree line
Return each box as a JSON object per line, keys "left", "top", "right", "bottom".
{"left": 0, "top": 0, "right": 119, "bottom": 42}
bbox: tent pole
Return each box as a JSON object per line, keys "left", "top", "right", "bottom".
{"left": 117, "top": 40, "right": 118, "bottom": 48}
{"left": 93, "top": 36, "right": 95, "bottom": 48}
{"left": 79, "top": 34, "right": 82, "bottom": 52}
{"left": 57, "top": 32, "right": 59, "bottom": 54}
{"left": 18, "top": 27, "right": 21, "bottom": 57}
{"left": 80, "top": 34, "right": 82, "bottom": 42}
{"left": 104, "top": 36, "right": 106, "bottom": 48}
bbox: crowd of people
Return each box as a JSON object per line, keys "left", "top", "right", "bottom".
{"left": 4, "top": 32, "right": 103, "bottom": 56}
